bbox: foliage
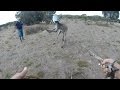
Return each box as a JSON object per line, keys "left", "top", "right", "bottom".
{"left": 15, "top": 11, "right": 56, "bottom": 25}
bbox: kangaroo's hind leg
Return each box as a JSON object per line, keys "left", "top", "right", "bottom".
{"left": 53, "top": 30, "right": 61, "bottom": 45}
{"left": 61, "top": 31, "right": 66, "bottom": 48}
{"left": 57, "top": 30, "right": 61, "bottom": 39}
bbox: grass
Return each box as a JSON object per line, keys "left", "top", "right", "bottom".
{"left": 75, "top": 20, "right": 77, "bottom": 23}
{"left": 25, "top": 75, "right": 39, "bottom": 79}
{"left": 63, "top": 15, "right": 108, "bottom": 22}
{"left": 25, "top": 24, "right": 49, "bottom": 35}
{"left": 62, "top": 54, "right": 71, "bottom": 59}
{"left": 102, "top": 30, "right": 104, "bottom": 32}
{"left": 63, "top": 15, "right": 116, "bottom": 28}
{"left": 114, "top": 30, "right": 117, "bottom": 32}
{"left": 23, "top": 58, "right": 33, "bottom": 67}
{"left": 0, "top": 69, "right": 2, "bottom": 72}
{"left": 117, "top": 60, "right": 120, "bottom": 64}
{"left": 53, "top": 71, "right": 59, "bottom": 78}
{"left": 77, "top": 60, "right": 88, "bottom": 73}
{"left": 5, "top": 72, "right": 12, "bottom": 79}
{"left": 35, "top": 63, "right": 41, "bottom": 68}
{"left": 23, "top": 58, "right": 30, "bottom": 63}
{"left": 24, "top": 71, "right": 44, "bottom": 79}
{"left": 116, "top": 40, "right": 120, "bottom": 43}
{"left": 23, "top": 60, "right": 28, "bottom": 64}
{"left": 8, "top": 45, "right": 12, "bottom": 49}
{"left": 5, "top": 41, "right": 9, "bottom": 44}
{"left": 39, "top": 34, "right": 43, "bottom": 38}
{"left": 77, "top": 60, "right": 88, "bottom": 68}
{"left": 26, "top": 62, "right": 33, "bottom": 67}
{"left": 96, "top": 23, "right": 110, "bottom": 27}
{"left": 30, "top": 42, "right": 34, "bottom": 45}
{"left": 36, "top": 71, "right": 45, "bottom": 78}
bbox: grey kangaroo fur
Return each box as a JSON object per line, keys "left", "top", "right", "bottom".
{"left": 46, "top": 22, "right": 68, "bottom": 48}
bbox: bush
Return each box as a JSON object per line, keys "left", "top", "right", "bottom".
{"left": 24, "top": 24, "right": 49, "bottom": 35}
{"left": 15, "top": 11, "right": 56, "bottom": 25}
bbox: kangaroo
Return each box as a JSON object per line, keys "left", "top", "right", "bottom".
{"left": 46, "top": 22, "right": 68, "bottom": 48}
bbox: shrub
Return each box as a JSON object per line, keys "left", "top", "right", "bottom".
{"left": 25, "top": 24, "right": 48, "bottom": 35}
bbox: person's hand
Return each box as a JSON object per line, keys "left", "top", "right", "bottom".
{"left": 100, "top": 59, "right": 120, "bottom": 79}
{"left": 11, "top": 67, "right": 28, "bottom": 79}
{"left": 100, "top": 59, "right": 114, "bottom": 74}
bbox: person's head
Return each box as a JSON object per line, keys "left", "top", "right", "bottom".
{"left": 17, "top": 19, "right": 22, "bottom": 22}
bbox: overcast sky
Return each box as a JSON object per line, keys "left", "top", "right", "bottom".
{"left": 0, "top": 11, "right": 17, "bottom": 25}
{"left": 0, "top": 11, "right": 103, "bottom": 25}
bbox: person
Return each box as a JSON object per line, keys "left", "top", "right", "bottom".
{"left": 100, "top": 59, "right": 120, "bottom": 79}
{"left": 15, "top": 20, "right": 25, "bottom": 42}
{"left": 11, "top": 67, "right": 28, "bottom": 79}
{"left": 52, "top": 14, "right": 60, "bottom": 32}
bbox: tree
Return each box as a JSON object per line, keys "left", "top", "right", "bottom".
{"left": 15, "top": 11, "right": 56, "bottom": 25}
{"left": 102, "top": 11, "right": 119, "bottom": 24}
{"left": 42, "top": 11, "right": 56, "bottom": 24}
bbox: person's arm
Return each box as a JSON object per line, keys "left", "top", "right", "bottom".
{"left": 101, "top": 59, "right": 120, "bottom": 79}
{"left": 21, "top": 22, "right": 23, "bottom": 26}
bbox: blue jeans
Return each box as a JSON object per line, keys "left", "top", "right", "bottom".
{"left": 18, "top": 29, "right": 24, "bottom": 41}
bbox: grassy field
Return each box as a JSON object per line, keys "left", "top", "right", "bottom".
{"left": 0, "top": 17, "right": 120, "bottom": 79}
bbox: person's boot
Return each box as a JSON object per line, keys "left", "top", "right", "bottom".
{"left": 22, "top": 37, "right": 25, "bottom": 40}
{"left": 22, "top": 38, "right": 25, "bottom": 40}
{"left": 20, "top": 37, "right": 22, "bottom": 42}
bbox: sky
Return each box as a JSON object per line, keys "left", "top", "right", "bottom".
{"left": 0, "top": 11, "right": 17, "bottom": 25}
{"left": 0, "top": 11, "right": 103, "bottom": 25}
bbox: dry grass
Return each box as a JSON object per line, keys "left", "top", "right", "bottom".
{"left": 5, "top": 41, "right": 9, "bottom": 44}
{"left": 0, "top": 69, "right": 2, "bottom": 72}
{"left": 25, "top": 75, "right": 40, "bottom": 79}
{"left": 1, "top": 18, "right": 120, "bottom": 79}
{"left": 116, "top": 40, "right": 120, "bottom": 43}
{"left": 5, "top": 72, "right": 12, "bottom": 79}
{"left": 77, "top": 60, "right": 88, "bottom": 68}
{"left": 30, "top": 42, "right": 34, "bottom": 45}
{"left": 25, "top": 24, "right": 49, "bottom": 35}
{"left": 25, "top": 71, "right": 44, "bottom": 79}
{"left": 96, "top": 23, "right": 110, "bottom": 27}
{"left": 8, "top": 45, "right": 12, "bottom": 49}
{"left": 23, "top": 58, "right": 33, "bottom": 67}
{"left": 26, "top": 62, "right": 33, "bottom": 67}
{"left": 36, "top": 71, "right": 45, "bottom": 78}
{"left": 117, "top": 60, "right": 120, "bottom": 64}
{"left": 35, "top": 63, "right": 41, "bottom": 68}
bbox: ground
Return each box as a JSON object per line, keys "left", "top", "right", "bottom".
{"left": 0, "top": 18, "right": 120, "bottom": 79}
